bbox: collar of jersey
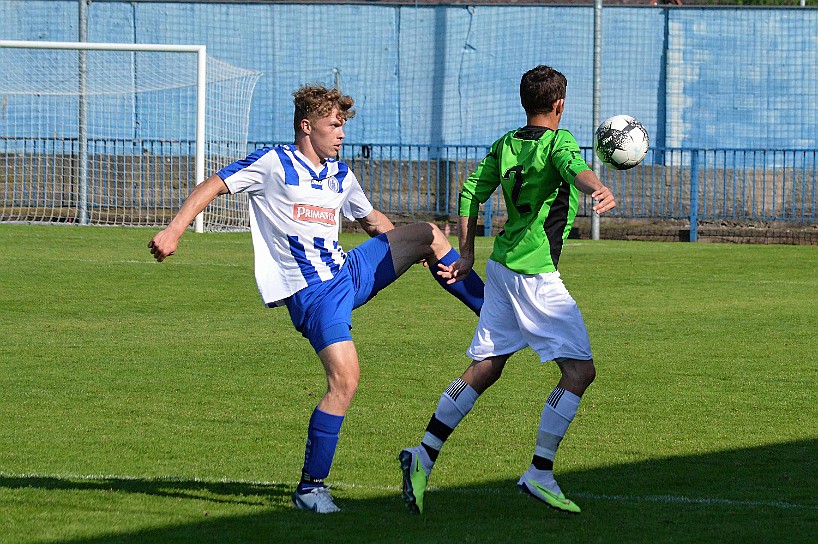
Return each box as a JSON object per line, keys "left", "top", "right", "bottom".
{"left": 285, "top": 144, "right": 335, "bottom": 181}
{"left": 514, "top": 125, "right": 553, "bottom": 141}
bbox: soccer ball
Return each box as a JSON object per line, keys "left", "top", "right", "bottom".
{"left": 593, "top": 115, "right": 650, "bottom": 170}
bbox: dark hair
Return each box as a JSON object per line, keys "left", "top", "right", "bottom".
{"left": 520, "top": 65, "right": 567, "bottom": 116}
{"left": 293, "top": 85, "right": 356, "bottom": 135}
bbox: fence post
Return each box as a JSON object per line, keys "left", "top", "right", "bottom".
{"left": 78, "top": 0, "right": 89, "bottom": 224}
{"left": 690, "top": 150, "right": 699, "bottom": 242}
{"left": 483, "top": 197, "right": 493, "bottom": 237}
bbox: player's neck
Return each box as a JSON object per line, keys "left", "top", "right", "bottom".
{"left": 526, "top": 113, "right": 559, "bottom": 131}
{"left": 294, "top": 136, "right": 325, "bottom": 167}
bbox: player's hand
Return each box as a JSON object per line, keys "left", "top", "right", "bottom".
{"left": 592, "top": 186, "right": 616, "bottom": 215}
{"left": 436, "top": 256, "right": 474, "bottom": 284}
{"left": 148, "top": 229, "right": 180, "bottom": 262}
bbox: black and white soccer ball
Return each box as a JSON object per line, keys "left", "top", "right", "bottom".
{"left": 593, "top": 115, "right": 650, "bottom": 170}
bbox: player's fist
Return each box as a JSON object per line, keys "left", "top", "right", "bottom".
{"left": 148, "top": 230, "right": 179, "bottom": 262}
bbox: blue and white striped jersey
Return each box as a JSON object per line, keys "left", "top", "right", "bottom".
{"left": 218, "top": 145, "right": 374, "bottom": 307}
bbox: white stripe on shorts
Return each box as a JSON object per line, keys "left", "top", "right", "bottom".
{"left": 466, "top": 259, "right": 593, "bottom": 362}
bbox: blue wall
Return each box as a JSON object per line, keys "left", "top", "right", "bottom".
{"left": 1, "top": 2, "right": 816, "bottom": 151}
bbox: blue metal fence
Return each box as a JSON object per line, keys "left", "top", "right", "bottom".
{"left": 2, "top": 2, "right": 817, "bottom": 237}
{"left": 591, "top": 147, "right": 817, "bottom": 241}
{"left": 3, "top": 137, "right": 816, "bottom": 237}
{"left": 332, "top": 143, "right": 818, "bottom": 241}
{"left": 342, "top": 143, "right": 807, "bottom": 238}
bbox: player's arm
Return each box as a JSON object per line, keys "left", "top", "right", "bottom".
{"left": 552, "top": 131, "right": 616, "bottom": 215}
{"left": 356, "top": 208, "right": 395, "bottom": 237}
{"left": 574, "top": 170, "right": 616, "bottom": 215}
{"left": 438, "top": 144, "right": 499, "bottom": 283}
{"left": 148, "top": 174, "right": 229, "bottom": 261}
{"left": 437, "top": 214, "right": 479, "bottom": 284}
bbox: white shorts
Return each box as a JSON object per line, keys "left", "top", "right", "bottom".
{"left": 467, "top": 259, "right": 593, "bottom": 363}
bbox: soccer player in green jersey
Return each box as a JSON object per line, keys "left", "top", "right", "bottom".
{"left": 398, "top": 65, "right": 616, "bottom": 515}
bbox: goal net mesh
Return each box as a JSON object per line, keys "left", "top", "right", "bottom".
{"left": 0, "top": 45, "right": 262, "bottom": 230}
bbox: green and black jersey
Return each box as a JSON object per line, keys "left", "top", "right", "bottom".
{"left": 459, "top": 126, "right": 590, "bottom": 274}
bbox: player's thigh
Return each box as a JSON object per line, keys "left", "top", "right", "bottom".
{"left": 384, "top": 222, "right": 437, "bottom": 276}
{"left": 346, "top": 234, "right": 396, "bottom": 308}
{"left": 467, "top": 261, "right": 528, "bottom": 360}
{"left": 518, "top": 275, "right": 593, "bottom": 362}
{"left": 288, "top": 270, "right": 357, "bottom": 352}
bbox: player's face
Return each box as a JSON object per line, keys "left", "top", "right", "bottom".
{"left": 307, "top": 108, "right": 346, "bottom": 161}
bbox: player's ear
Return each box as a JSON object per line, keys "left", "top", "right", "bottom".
{"left": 300, "top": 118, "right": 311, "bottom": 135}
{"left": 554, "top": 99, "right": 565, "bottom": 116}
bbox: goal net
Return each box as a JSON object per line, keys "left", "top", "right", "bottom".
{"left": 0, "top": 41, "right": 262, "bottom": 230}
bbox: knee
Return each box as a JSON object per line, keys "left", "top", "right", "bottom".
{"left": 327, "top": 370, "right": 360, "bottom": 405}
{"left": 337, "top": 374, "right": 360, "bottom": 399}
{"left": 426, "top": 222, "right": 450, "bottom": 255}
{"left": 417, "top": 222, "right": 438, "bottom": 245}
{"left": 578, "top": 362, "right": 596, "bottom": 388}
{"left": 558, "top": 359, "right": 596, "bottom": 395}
{"left": 462, "top": 356, "right": 508, "bottom": 394}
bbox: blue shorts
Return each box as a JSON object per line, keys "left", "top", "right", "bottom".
{"left": 285, "top": 233, "right": 397, "bottom": 352}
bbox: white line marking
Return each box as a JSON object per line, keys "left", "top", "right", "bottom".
{"left": 1, "top": 471, "right": 814, "bottom": 511}
{"left": 5, "top": 257, "right": 249, "bottom": 268}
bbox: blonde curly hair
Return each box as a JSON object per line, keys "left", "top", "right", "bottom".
{"left": 293, "top": 85, "right": 356, "bottom": 136}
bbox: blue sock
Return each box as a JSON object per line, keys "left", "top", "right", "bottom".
{"left": 431, "top": 248, "right": 484, "bottom": 315}
{"left": 298, "top": 408, "right": 344, "bottom": 492}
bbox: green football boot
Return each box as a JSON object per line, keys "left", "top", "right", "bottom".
{"left": 518, "top": 478, "right": 581, "bottom": 514}
{"left": 398, "top": 447, "right": 428, "bottom": 515}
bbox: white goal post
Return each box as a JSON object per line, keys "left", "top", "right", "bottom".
{"left": 0, "top": 40, "right": 262, "bottom": 231}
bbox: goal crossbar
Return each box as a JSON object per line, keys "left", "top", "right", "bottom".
{"left": 0, "top": 41, "right": 210, "bottom": 231}
{"left": 0, "top": 41, "right": 205, "bottom": 54}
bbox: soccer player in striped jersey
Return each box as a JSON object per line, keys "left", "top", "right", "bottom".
{"left": 398, "top": 65, "right": 616, "bottom": 515}
{"left": 149, "top": 85, "right": 483, "bottom": 514}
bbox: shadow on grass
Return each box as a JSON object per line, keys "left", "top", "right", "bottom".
{"left": 2, "top": 439, "right": 816, "bottom": 544}
{"left": 0, "top": 475, "right": 287, "bottom": 507}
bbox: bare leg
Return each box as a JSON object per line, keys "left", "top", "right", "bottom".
{"left": 384, "top": 222, "right": 483, "bottom": 315}
{"left": 413, "top": 353, "right": 514, "bottom": 464}
{"left": 316, "top": 340, "right": 361, "bottom": 415}
{"left": 295, "top": 340, "right": 361, "bottom": 505}
{"left": 555, "top": 358, "right": 596, "bottom": 396}
{"left": 385, "top": 222, "right": 451, "bottom": 277}
{"left": 460, "top": 354, "right": 513, "bottom": 393}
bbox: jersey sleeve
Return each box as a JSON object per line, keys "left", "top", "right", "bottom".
{"left": 459, "top": 139, "right": 502, "bottom": 217}
{"left": 216, "top": 147, "right": 274, "bottom": 195}
{"left": 550, "top": 130, "right": 590, "bottom": 185}
{"left": 341, "top": 170, "right": 374, "bottom": 220}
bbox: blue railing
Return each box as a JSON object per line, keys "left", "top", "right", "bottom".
{"left": 2, "top": 138, "right": 816, "bottom": 238}
{"left": 591, "top": 147, "right": 817, "bottom": 241}
{"left": 335, "top": 143, "right": 817, "bottom": 241}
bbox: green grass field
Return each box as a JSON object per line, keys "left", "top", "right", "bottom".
{"left": 1, "top": 223, "right": 816, "bottom": 543}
